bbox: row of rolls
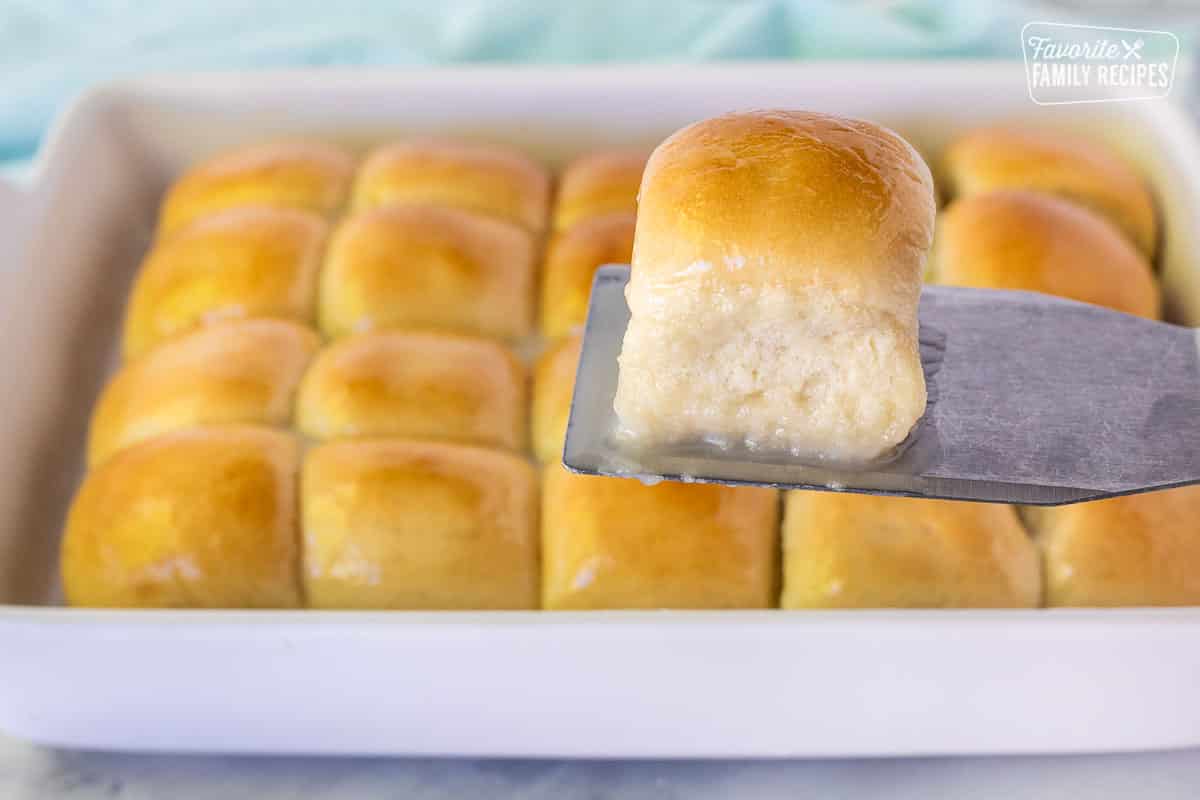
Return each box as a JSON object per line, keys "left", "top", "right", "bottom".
{"left": 62, "top": 125, "right": 1200, "bottom": 610}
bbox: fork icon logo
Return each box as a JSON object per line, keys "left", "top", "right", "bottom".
{"left": 1122, "top": 39, "right": 1144, "bottom": 60}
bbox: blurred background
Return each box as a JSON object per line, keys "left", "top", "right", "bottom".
{"left": 2, "top": 0, "right": 1197, "bottom": 176}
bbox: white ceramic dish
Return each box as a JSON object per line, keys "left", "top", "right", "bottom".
{"left": 1, "top": 63, "right": 1199, "bottom": 758}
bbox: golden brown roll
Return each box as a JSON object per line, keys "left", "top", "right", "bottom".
{"left": 157, "top": 140, "right": 354, "bottom": 238}
{"left": 123, "top": 207, "right": 327, "bottom": 360}
{"left": 531, "top": 333, "right": 582, "bottom": 463}
{"left": 613, "top": 110, "right": 936, "bottom": 464}
{"left": 62, "top": 426, "right": 302, "bottom": 609}
{"left": 1026, "top": 487, "right": 1200, "bottom": 607}
{"left": 89, "top": 320, "right": 320, "bottom": 467}
{"left": 318, "top": 205, "right": 536, "bottom": 340}
{"left": 933, "top": 190, "right": 1159, "bottom": 319}
{"left": 302, "top": 439, "right": 539, "bottom": 609}
{"left": 943, "top": 127, "right": 1157, "bottom": 258}
{"left": 540, "top": 212, "right": 635, "bottom": 338}
{"left": 295, "top": 330, "right": 527, "bottom": 451}
{"left": 352, "top": 139, "right": 551, "bottom": 232}
{"left": 542, "top": 466, "right": 779, "bottom": 610}
{"left": 782, "top": 492, "right": 1040, "bottom": 609}
{"left": 552, "top": 149, "right": 647, "bottom": 231}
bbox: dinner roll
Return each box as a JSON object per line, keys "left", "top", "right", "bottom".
{"left": 542, "top": 466, "right": 779, "bottom": 610}
{"left": 318, "top": 205, "right": 536, "bottom": 340}
{"left": 531, "top": 333, "right": 582, "bottom": 463}
{"left": 540, "top": 212, "right": 635, "bottom": 338}
{"left": 933, "top": 190, "right": 1159, "bottom": 318}
{"left": 352, "top": 140, "right": 551, "bottom": 232}
{"left": 295, "top": 330, "right": 527, "bottom": 451}
{"left": 302, "top": 439, "right": 539, "bottom": 609}
{"left": 552, "top": 149, "right": 647, "bottom": 231}
{"left": 62, "top": 426, "right": 302, "bottom": 609}
{"left": 614, "top": 110, "right": 935, "bottom": 463}
{"left": 158, "top": 140, "right": 353, "bottom": 238}
{"left": 943, "top": 127, "right": 1157, "bottom": 258}
{"left": 1026, "top": 487, "right": 1200, "bottom": 607}
{"left": 123, "top": 207, "right": 327, "bottom": 360}
{"left": 782, "top": 492, "right": 1040, "bottom": 609}
{"left": 89, "top": 320, "right": 320, "bottom": 467}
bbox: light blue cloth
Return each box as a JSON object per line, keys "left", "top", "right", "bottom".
{"left": 1, "top": 0, "right": 1195, "bottom": 171}
{"left": 0, "top": 0, "right": 1045, "bottom": 167}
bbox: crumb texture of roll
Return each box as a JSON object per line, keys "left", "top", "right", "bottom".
{"left": 123, "top": 207, "right": 327, "bottom": 360}
{"left": 540, "top": 212, "right": 635, "bottom": 338}
{"left": 781, "top": 493, "right": 1041, "bottom": 609}
{"left": 158, "top": 140, "right": 354, "bottom": 238}
{"left": 295, "top": 331, "right": 527, "bottom": 451}
{"left": 614, "top": 110, "right": 935, "bottom": 463}
{"left": 89, "top": 320, "right": 320, "bottom": 467}
{"left": 352, "top": 140, "right": 551, "bottom": 232}
{"left": 318, "top": 205, "right": 536, "bottom": 340}
{"left": 932, "top": 190, "right": 1159, "bottom": 318}
{"left": 62, "top": 426, "right": 303, "bottom": 609}
{"left": 542, "top": 466, "right": 778, "bottom": 610}
{"left": 552, "top": 149, "right": 647, "bottom": 231}
{"left": 302, "top": 439, "right": 539, "bottom": 610}
{"left": 943, "top": 127, "right": 1157, "bottom": 258}
{"left": 1027, "top": 487, "right": 1200, "bottom": 607}
{"left": 531, "top": 333, "right": 583, "bottom": 463}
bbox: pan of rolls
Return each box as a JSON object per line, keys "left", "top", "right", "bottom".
{"left": 2, "top": 64, "right": 1200, "bottom": 756}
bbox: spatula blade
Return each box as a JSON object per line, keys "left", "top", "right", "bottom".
{"left": 563, "top": 265, "right": 1200, "bottom": 505}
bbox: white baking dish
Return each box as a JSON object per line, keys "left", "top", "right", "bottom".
{"left": 1, "top": 63, "right": 1199, "bottom": 758}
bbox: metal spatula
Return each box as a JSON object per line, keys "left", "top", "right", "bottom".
{"left": 562, "top": 265, "right": 1200, "bottom": 505}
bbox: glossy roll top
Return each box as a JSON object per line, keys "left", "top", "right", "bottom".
{"left": 1026, "top": 487, "right": 1200, "bottom": 607}
{"left": 540, "top": 212, "right": 635, "bottom": 338}
{"left": 782, "top": 493, "right": 1041, "bottom": 609}
{"left": 295, "top": 330, "right": 527, "bottom": 451}
{"left": 66, "top": 431, "right": 541, "bottom": 610}
{"left": 62, "top": 426, "right": 303, "bottom": 609}
{"left": 157, "top": 140, "right": 354, "bottom": 238}
{"left": 552, "top": 149, "right": 647, "bottom": 231}
{"left": 352, "top": 139, "right": 551, "bottom": 233}
{"left": 542, "top": 466, "right": 779, "bottom": 610}
{"left": 302, "top": 439, "right": 540, "bottom": 610}
{"left": 123, "top": 207, "right": 328, "bottom": 359}
{"left": 943, "top": 127, "right": 1157, "bottom": 258}
{"left": 932, "top": 190, "right": 1159, "bottom": 319}
{"left": 90, "top": 320, "right": 320, "bottom": 467}
{"left": 628, "top": 110, "right": 935, "bottom": 311}
{"left": 319, "top": 205, "right": 536, "bottom": 340}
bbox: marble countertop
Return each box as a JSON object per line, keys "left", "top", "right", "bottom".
{"left": 3, "top": 736, "right": 1200, "bottom": 799}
